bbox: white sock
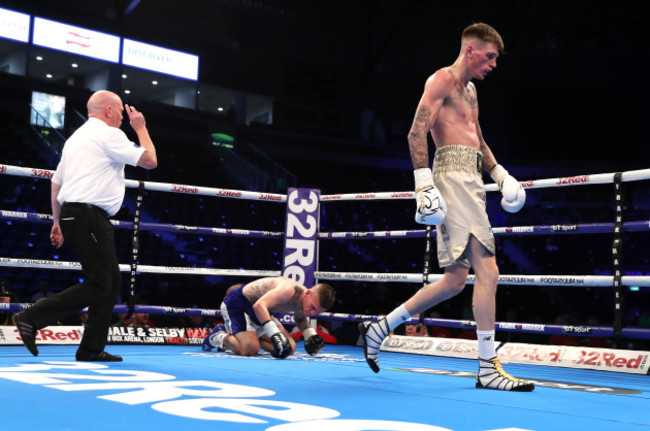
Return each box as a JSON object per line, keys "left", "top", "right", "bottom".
{"left": 386, "top": 304, "right": 412, "bottom": 331}
{"left": 477, "top": 330, "right": 496, "bottom": 359}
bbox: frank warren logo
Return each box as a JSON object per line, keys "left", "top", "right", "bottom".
{"left": 498, "top": 322, "right": 546, "bottom": 332}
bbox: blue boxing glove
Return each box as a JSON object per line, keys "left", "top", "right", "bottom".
{"left": 303, "top": 327, "right": 324, "bottom": 356}
{"left": 263, "top": 320, "right": 292, "bottom": 359}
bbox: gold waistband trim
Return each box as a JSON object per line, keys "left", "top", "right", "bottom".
{"left": 433, "top": 145, "right": 483, "bottom": 174}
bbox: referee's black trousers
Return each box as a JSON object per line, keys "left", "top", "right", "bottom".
{"left": 23, "top": 204, "right": 121, "bottom": 354}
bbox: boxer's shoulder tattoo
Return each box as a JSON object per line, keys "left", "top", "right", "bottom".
{"left": 246, "top": 278, "right": 274, "bottom": 301}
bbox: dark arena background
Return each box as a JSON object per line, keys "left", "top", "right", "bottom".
{"left": 0, "top": 1, "right": 649, "bottom": 430}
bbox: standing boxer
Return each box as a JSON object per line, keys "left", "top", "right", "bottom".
{"left": 13, "top": 90, "right": 157, "bottom": 361}
{"left": 359, "top": 23, "right": 534, "bottom": 391}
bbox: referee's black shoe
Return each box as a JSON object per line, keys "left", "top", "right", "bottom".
{"left": 12, "top": 312, "right": 38, "bottom": 356}
{"left": 76, "top": 349, "right": 123, "bottom": 362}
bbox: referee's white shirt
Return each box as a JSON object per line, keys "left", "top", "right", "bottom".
{"left": 52, "top": 117, "right": 145, "bottom": 216}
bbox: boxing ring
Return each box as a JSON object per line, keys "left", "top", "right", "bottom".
{"left": 1, "top": 162, "right": 650, "bottom": 430}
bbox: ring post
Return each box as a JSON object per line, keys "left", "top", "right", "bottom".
{"left": 126, "top": 180, "right": 145, "bottom": 320}
{"left": 612, "top": 172, "right": 624, "bottom": 337}
{"left": 281, "top": 188, "right": 320, "bottom": 287}
{"left": 416, "top": 225, "right": 433, "bottom": 330}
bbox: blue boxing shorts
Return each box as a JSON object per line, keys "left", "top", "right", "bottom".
{"left": 220, "top": 286, "right": 262, "bottom": 335}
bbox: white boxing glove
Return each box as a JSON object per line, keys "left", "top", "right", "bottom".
{"left": 413, "top": 168, "right": 447, "bottom": 225}
{"left": 490, "top": 164, "right": 525, "bottom": 213}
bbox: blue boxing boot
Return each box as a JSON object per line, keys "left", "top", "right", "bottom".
{"left": 202, "top": 325, "right": 227, "bottom": 352}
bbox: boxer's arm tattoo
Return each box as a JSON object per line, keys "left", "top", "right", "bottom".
{"left": 408, "top": 106, "right": 431, "bottom": 169}
{"left": 477, "top": 122, "right": 497, "bottom": 172}
{"left": 294, "top": 315, "right": 309, "bottom": 330}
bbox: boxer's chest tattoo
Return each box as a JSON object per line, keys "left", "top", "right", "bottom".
{"left": 453, "top": 82, "right": 477, "bottom": 108}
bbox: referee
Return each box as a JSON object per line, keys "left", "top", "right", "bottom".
{"left": 13, "top": 90, "right": 157, "bottom": 361}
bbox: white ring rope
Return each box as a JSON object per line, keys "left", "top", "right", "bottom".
{"left": 319, "top": 168, "right": 650, "bottom": 200}
{"left": 3, "top": 163, "right": 650, "bottom": 202}
{"left": 0, "top": 257, "right": 280, "bottom": 278}
{"left": 1, "top": 257, "right": 649, "bottom": 287}
{"left": 0, "top": 164, "right": 286, "bottom": 202}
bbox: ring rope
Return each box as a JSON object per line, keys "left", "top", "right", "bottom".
{"left": 2, "top": 210, "right": 649, "bottom": 240}
{"left": 4, "top": 163, "right": 650, "bottom": 202}
{"left": 318, "top": 221, "right": 650, "bottom": 239}
{"left": 319, "top": 168, "right": 650, "bottom": 201}
{"left": 0, "top": 257, "right": 280, "bottom": 278}
{"left": 2, "top": 302, "right": 221, "bottom": 317}
{"left": 0, "top": 164, "right": 286, "bottom": 203}
{"left": 2, "top": 302, "right": 649, "bottom": 340}
{"left": 1, "top": 257, "right": 648, "bottom": 287}
{"left": 0, "top": 210, "right": 283, "bottom": 238}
